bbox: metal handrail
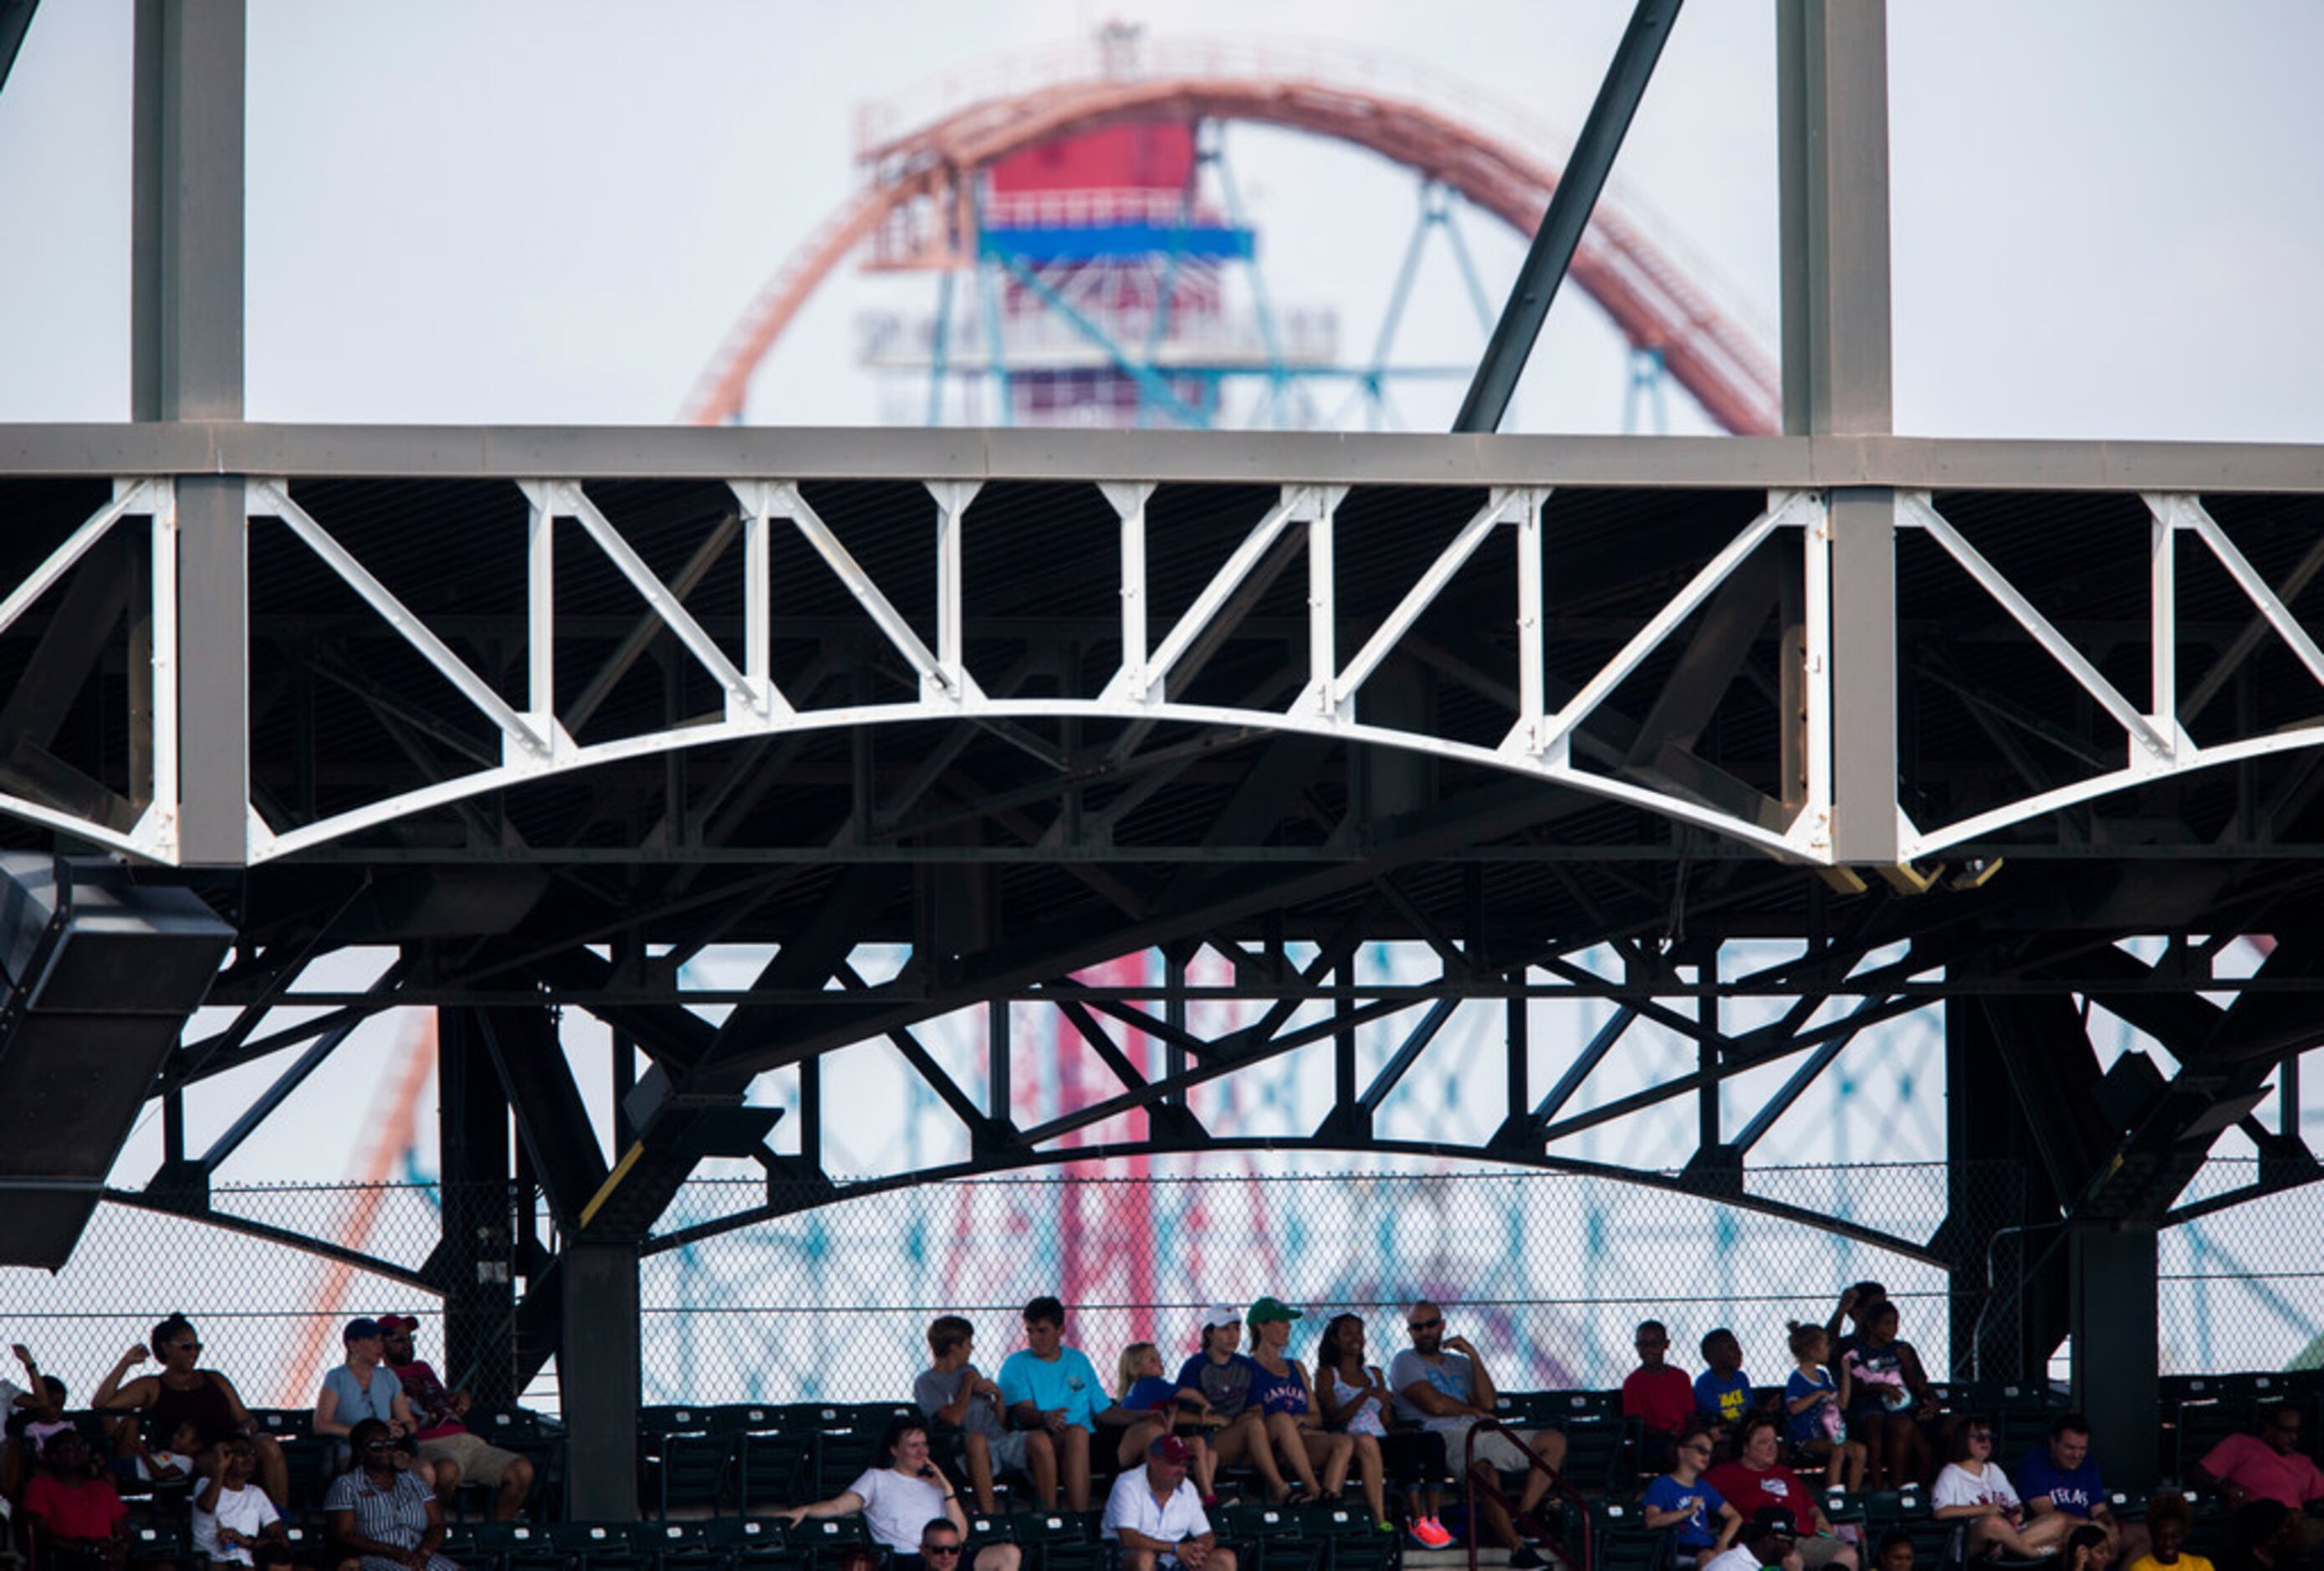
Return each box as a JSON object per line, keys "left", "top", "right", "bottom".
{"left": 1460, "top": 1416, "right": 1591, "bottom": 1571}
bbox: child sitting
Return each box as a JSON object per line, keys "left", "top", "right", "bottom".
{"left": 1622, "top": 1320, "right": 1697, "bottom": 1473}
{"left": 1694, "top": 1329, "right": 1756, "bottom": 1453}
{"left": 1644, "top": 1425, "right": 1742, "bottom": 1568}
{"left": 1784, "top": 1322, "right": 1866, "bottom": 1491}
{"left": 2127, "top": 1494, "right": 2211, "bottom": 1571}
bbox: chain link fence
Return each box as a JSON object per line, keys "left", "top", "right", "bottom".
{"left": 3, "top": 1162, "right": 2318, "bottom": 1421}
{"left": 637, "top": 1159, "right": 2010, "bottom": 1405}
{"left": 0, "top": 1182, "right": 527, "bottom": 1412}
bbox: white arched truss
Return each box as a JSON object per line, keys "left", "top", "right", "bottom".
{"left": 7, "top": 466, "right": 2323, "bottom": 872}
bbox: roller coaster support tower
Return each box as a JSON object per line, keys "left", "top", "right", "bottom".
{"left": 12, "top": 0, "right": 2324, "bottom": 1520}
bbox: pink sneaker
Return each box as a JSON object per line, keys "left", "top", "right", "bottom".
{"left": 1412, "top": 1518, "right": 1456, "bottom": 1550}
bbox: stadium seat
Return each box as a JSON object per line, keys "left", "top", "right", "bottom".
{"left": 649, "top": 1427, "right": 741, "bottom": 1517}
{"left": 694, "top": 1517, "right": 808, "bottom": 1571}
{"left": 1588, "top": 1501, "right": 1672, "bottom": 1571}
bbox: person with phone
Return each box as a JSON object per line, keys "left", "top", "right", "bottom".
{"left": 1388, "top": 1301, "right": 1566, "bottom": 1561}
{"left": 775, "top": 1415, "right": 1020, "bottom": 1571}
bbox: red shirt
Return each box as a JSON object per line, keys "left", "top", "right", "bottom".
{"left": 1706, "top": 1461, "right": 1817, "bottom": 1535}
{"left": 1622, "top": 1366, "right": 1696, "bottom": 1436}
{"left": 23, "top": 1474, "right": 128, "bottom": 1541}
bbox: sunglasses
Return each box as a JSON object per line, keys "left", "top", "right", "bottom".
{"left": 172, "top": 1341, "right": 202, "bottom": 1352}
{"left": 1408, "top": 1317, "right": 1443, "bottom": 1332}
{"left": 922, "top": 1548, "right": 963, "bottom": 1559}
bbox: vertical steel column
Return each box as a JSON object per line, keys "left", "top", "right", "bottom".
{"left": 2068, "top": 1223, "right": 2158, "bottom": 1495}
{"left": 437, "top": 1008, "right": 517, "bottom": 1407}
{"left": 135, "top": 0, "right": 248, "bottom": 866}
{"left": 1776, "top": 0, "right": 1892, "bottom": 437}
{"left": 560, "top": 1236, "right": 642, "bottom": 1519}
{"left": 1780, "top": 0, "right": 1898, "bottom": 863}
{"left": 1828, "top": 488, "right": 1898, "bottom": 862}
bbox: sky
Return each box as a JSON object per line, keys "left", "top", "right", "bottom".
{"left": 3, "top": 1, "right": 2322, "bottom": 438}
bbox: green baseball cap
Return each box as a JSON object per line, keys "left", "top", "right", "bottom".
{"left": 1248, "top": 1296, "right": 1303, "bottom": 1325}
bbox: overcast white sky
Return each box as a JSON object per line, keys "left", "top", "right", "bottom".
{"left": 3, "top": 0, "right": 2322, "bottom": 438}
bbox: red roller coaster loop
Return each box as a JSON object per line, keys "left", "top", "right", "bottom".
{"left": 678, "top": 40, "right": 1780, "bottom": 434}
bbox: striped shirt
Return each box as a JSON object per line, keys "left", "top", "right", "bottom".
{"left": 322, "top": 1468, "right": 456, "bottom": 1571}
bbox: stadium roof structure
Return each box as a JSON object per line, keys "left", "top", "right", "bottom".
{"left": 3, "top": 0, "right": 2321, "bottom": 1514}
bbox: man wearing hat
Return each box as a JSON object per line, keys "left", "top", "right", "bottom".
{"left": 377, "top": 1313, "right": 534, "bottom": 1520}
{"left": 1102, "top": 1434, "right": 1239, "bottom": 1571}
{"left": 1174, "top": 1304, "right": 1296, "bottom": 1505}
{"left": 1706, "top": 1507, "right": 1801, "bottom": 1571}
{"left": 314, "top": 1318, "right": 428, "bottom": 1483}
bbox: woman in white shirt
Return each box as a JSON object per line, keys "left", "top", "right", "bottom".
{"left": 778, "top": 1415, "right": 1021, "bottom": 1571}
{"left": 1931, "top": 1420, "right": 2074, "bottom": 1558}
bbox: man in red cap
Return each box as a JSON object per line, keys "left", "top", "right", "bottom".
{"left": 375, "top": 1313, "right": 534, "bottom": 1520}
{"left": 1102, "top": 1435, "right": 1237, "bottom": 1571}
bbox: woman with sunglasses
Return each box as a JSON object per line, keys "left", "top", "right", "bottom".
{"left": 776, "top": 1415, "right": 1020, "bottom": 1571}
{"left": 1932, "top": 1417, "right": 2073, "bottom": 1559}
{"left": 93, "top": 1314, "right": 289, "bottom": 1509}
{"left": 324, "top": 1418, "right": 454, "bottom": 1571}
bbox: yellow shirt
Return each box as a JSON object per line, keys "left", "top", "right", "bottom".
{"left": 2130, "top": 1553, "right": 2214, "bottom": 1571}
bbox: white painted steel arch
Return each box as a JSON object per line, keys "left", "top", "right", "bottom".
{"left": 12, "top": 474, "right": 2324, "bottom": 870}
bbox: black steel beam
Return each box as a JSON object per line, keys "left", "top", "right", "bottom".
{"left": 1453, "top": 0, "right": 1684, "bottom": 432}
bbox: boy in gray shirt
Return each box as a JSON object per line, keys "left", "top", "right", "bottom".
{"left": 916, "top": 1315, "right": 1055, "bottom": 1512}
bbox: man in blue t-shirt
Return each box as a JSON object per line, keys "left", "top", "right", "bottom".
{"left": 2018, "top": 1412, "right": 2143, "bottom": 1562}
{"left": 999, "top": 1296, "right": 1111, "bottom": 1512}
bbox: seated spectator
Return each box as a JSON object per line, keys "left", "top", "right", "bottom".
{"left": 19, "top": 1428, "right": 128, "bottom": 1571}
{"left": 1823, "top": 1285, "right": 1885, "bottom": 1346}
{"left": 1644, "top": 1425, "right": 1742, "bottom": 1569}
{"left": 192, "top": 1436, "right": 285, "bottom": 1568}
{"left": 1872, "top": 1533, "right": 1913, "bottom": 1571}
{"left": 1315, "top": 1312, "right": 1451, "bottom": 1547}
{"left": 1247, "top": 1298, "right": 1353, "bottom": 1507}
{"left": 2193, "top": 1403, "right": 2324, "bottom": 1512}
{"left": 1836, "top": 1302, "right": 1933, "bottom": 1490}
{"left": 131, "top": 1419, "right": 202, "bottom": 1495}
{"left": 1783, "top": 1322, "right": 1865, "bottom": 1492}
{"left": 1707, "top": 1415, "right": 1859, "bottom": 1571}
{"left": 2020, "top": 1411, "right": 2143, "bottom": 1562}
{"left": 2129, "top": 1492, "right": 2214, "bottom": 1571}
{"left": 1177, "top": 1304, "right": 1296, "bottom": 1505}
{"left": 916, "top": 1517, "right": 1004, "bottom": 1571}
{"left": 1000, "top": 1295, "right": 1117, "bottom": 1512}
{"left": 5, "top": 1344, "right": 73, "bottom": 1499}
{"left": 918, "top": 1313, "right": 1055, "bottom": 1514}
{"left": 2221, "top": 1498, "right": 2301, "bottom": 1571}
{"left": 323, "top": 1419, "right": 455, "bottom": 1571}
{"left": 2063, "top": 1523, "right": 2117, "bottom": 1571}
{"left": 1390, "top": 1299, "right": 1566, "bottom": 1557}
{"left": 1931, "top": 1416, "right": 2072, "bottom": 1558}
{"left": 1706, "top": 1505, "right": 1800, "bottom": 1571}
{"left": 1101, "top": 1434, "right": 1236, "bottom": 1571}
{"left": 1625, "top": 1321, "right": 1696, "bottom": 1472}
{"left": 775, "top": 1415, "right": 1019, "bottom": 1571}
{"left": 378, "top": 1312, "right": 534, "bottom": 1520}
{"left": 314, "top": 1318, "right": 428, "bottom": 1486}
{"left": 93, "top": 1314, "right": 289, "bottom": 1507}
{"left": 1117, "top": 1342, "right": 1214, "bottom": 1503}
{"left": 1695, "top": 1329, "right": 1758, "bottom": 1448}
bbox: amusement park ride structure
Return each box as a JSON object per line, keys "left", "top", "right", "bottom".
{"left": 4, "top": 0, "right": 2324, "bottom": 1522}
{"left": 679, "top": 30, "right": 1780, "bottom": 437}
